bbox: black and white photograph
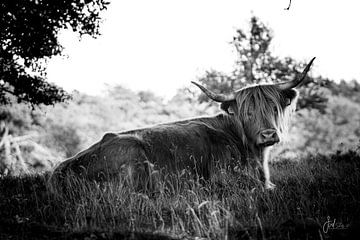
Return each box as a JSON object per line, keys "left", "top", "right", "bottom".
{"left": 1, "top": 0, "right": 359, "bottom": 239}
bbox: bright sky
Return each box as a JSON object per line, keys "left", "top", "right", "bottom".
{"left": 47, "top": 0, "right": 360, "bottom": 99}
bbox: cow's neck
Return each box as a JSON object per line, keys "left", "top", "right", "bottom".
{"left": 214, "top": 114, "right": 270, "bottom": 161}
{"left": 209, "top": 114, "right": 249, "bottom": 152}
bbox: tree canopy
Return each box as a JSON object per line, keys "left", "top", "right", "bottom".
{"left": 0, "top": 0, "right": 109, "bottom": 105}
{"left": 197, "top": 16, "right": 327, "bottom": 112}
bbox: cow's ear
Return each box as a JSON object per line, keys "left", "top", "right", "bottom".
{"left": 220, "top": 100, "right": 237, "bottom": 115}
{"left": 282, "top": 89, "right": 299, "bottom": 104}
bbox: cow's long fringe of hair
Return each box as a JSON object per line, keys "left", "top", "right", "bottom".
{"left": 235, "top": 85, "right": 298, "bottom": 142}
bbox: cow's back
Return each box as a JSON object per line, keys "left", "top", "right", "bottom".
{"left": 50, "top": 133, "right": 150, "bottom": 187}
{"left": 126, "top": 118, "right": 244, "bottom": 177}
{"left": 50, "top": 116, "right": 245, "bottom": 189}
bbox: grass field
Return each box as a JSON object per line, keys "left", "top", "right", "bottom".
{"left": 1, "top": 150, "right": 360, "bottom": 239}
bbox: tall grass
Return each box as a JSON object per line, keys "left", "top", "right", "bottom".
{"left": 1, "top": 150, "right": 359, "bottom": 239}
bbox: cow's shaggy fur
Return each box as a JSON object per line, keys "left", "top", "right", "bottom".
{"left": 50, "top": 84, "right": 299, "bottom": 190}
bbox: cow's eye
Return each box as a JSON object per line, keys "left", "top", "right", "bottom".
{"left": 273, "top": 107, "right": 278, "bottom": 114}
{"left": 285, "top": 98, "right": 291, "bottom": 106}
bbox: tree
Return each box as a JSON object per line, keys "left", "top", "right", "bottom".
{"left": 0, "top": 0, "right": 109, "bottom": 105}
{"left": 197, "top": 16, "right": 327, "bottom": 112}
{"left": 0, "top": 0, "right": 109, "bottom": 175}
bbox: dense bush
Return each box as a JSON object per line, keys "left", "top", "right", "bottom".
{"left": 273, "top": 94, "right": 360, "bottom": 159}
{"left": 0, "top": 81, "right": 359, "bottom": 174}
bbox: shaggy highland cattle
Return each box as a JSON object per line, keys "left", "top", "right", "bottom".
{"left": 50, "top": 58, "right": 315, "bottom": 190}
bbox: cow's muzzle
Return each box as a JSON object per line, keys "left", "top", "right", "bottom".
{"left": 257, "top": 129, "right": 279, "bottom": 147}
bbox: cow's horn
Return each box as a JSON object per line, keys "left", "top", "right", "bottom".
{"left": 276, "top": 57, "right": 316, "bottom": 90}
{"left": 191, "top": 81, "right": 236, "bottom": 102}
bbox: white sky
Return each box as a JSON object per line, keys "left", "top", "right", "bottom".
{"left": 47, "top": 0, "right": 360, "bottom": 99}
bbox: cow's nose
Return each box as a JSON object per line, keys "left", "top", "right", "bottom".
{"left": 260, "top": 129, "right": 277, "bottom": 140}
{"left": 259, "top": 129, "right": 279, "bottom": 146}
{"left": 256, "top": 129, "right": 279, "bottom": 146}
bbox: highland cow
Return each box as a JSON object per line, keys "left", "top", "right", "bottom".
{"left": 50, "top": 58, "right": 315, "bottom": 190}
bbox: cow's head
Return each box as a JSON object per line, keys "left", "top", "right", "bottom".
{"left": 192, "top": 57, "right": 315, "bottom": 149}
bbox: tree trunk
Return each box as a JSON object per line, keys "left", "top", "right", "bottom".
{"left": 0, "top": 122, "right": 11, "bottom": 175}
{"left": 0, "top": 121, "right": 28, "bottom": 175}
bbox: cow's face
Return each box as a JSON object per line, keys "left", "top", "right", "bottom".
{"left": 192, "top": 57, "right": 315, "bottom": 148}
{"left": 229, "top": 85, "right": 298, "bottom": 147}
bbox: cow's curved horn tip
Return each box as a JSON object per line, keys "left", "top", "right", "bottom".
{"left": 191, "top": 81, "right": 201, "bottom": 87}
{"left": 306, "top": 57, "right": 316, "bottom": 69}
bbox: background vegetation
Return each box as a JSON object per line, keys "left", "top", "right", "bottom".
{"left": 0, "top": 0, "right": 109, "bottom": 105}
{"left": 0, "top": 8, "right": 359, "bottom": 239}
{"left": 1, "top": 78, "right": 360, "bottom": 175}
{"left": 1, "top": 16, "right": 360, "bottom": 175}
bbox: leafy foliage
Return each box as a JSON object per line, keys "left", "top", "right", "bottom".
{"left": 0, "top": 0, "right": 109, "bottom": 105}
{"left": 324, "top": 78, "right": 360, "bottom": 103}
{"left": 1, "top": 80, "right": 359, "bottom": 174}
{"left": 0, "top": 85, "right": 214, "bottom": 174}
{"left": 197, "top": 16, "right": 327, "bottom": 112}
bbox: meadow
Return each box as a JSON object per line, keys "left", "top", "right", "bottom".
{"left": 1, "top": 82, "right": 360, "bottom": 239}
{"left": 1, "top": 149, "right": 359, "bottom": 240}
{"left": 2, "top": 10, "right": 360, "bottom": 240}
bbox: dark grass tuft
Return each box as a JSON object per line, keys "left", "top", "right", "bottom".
{"left": 1, "top": 150, "right": 360, "bottom": 239}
